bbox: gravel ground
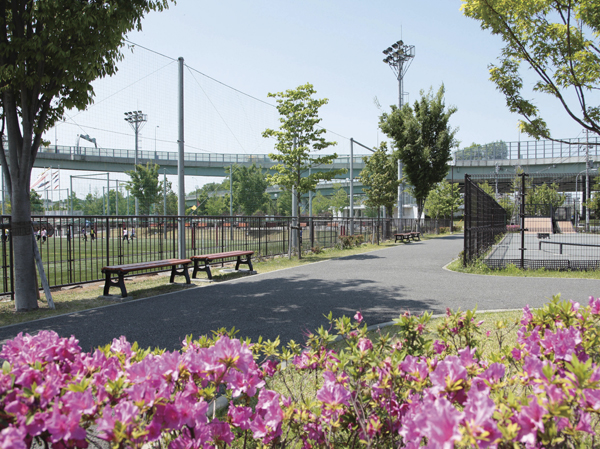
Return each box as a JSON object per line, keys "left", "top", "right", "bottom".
{"left": 1, "top": 234, "right": 599, "bottom": 353}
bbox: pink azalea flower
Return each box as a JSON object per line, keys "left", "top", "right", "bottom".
{"left": 479, "top": 363, "right": 506, "bottom": 384}
{"left": 224, "top": 369, "right": 265, "bottom": 397}
{"left": 354, "top": 311, "right": 363, "bottom": 322}
{"left": 433, "top": 340, "right": 447, "bottom": 354}
{"left": 0, "top": 426, "right": 27, "bottom": 449}
{"left": 514, "top": 398, "right": 547, "bottom": 446}
{"left": 45, "top": 407, "right": 87, "bottom": 444}
{"left": 430, "top": 356, "right": 468, "bottom": 394}
{"left": 400, "top": 355, "right": 429, "bottom": 382}
{"left": 229, "top": 404, "right": 253, "bottom": 430}
{"left": 251, "top": 389, "right": 283, "bottom": 443}
{"left": 584, "top": 389, "right": 600, "bottom": 410}
{"left": 458, "top": 347, "right": 478, "bottom": 368}
{"left": 425, "top": 397, "right": 465, "bottom": 449}
{"left": 110, "top": 335, "right": 134, "bottom": 357}
{"left": 463, "top": 388, "right": 501, "bottom": 448}
{"left": 261, "top": 359, "right": 279, "bottom": 377}
{"left": 316, "top": 381, "right": 351, "bottom": 406}
{"left": 589, "top": 296, "right": 600, "bottom": 314}
{"left": 521, "top": 305, "right": 534, "bottom": 325}
{"left": 357, "top": 338, "right": 373, "bottom": 352}
{"left": 209, "top": 420, "right": 234, "bottom": 445}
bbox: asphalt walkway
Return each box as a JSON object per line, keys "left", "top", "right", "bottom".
{"left": 1, "top": 235, "right": 599, "bottom": 353}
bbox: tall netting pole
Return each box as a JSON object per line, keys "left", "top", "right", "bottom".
{"left": 178, "top": 57, "right": 185, "bottom": 259}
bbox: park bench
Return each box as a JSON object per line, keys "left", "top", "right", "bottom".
{"left": 394, "top": 233, "right": 412, "bottom": 243}
{"left": 191, "top": 250, "right": 255, "bottom": 280}
{"left": 539, "top": 240, "right": 600, "bottom": 254}
{"left": 394, "top": 232, "right": 421, "bottom": 243}
{"left": 537, "top": 233, "right": 550, "bottom": 239}
{"left": 101, "top": 259, "right": 192, "bottom": 298}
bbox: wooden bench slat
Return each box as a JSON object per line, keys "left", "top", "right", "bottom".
{"left": 102, "top": 259, "right": 191, "bottom": 274}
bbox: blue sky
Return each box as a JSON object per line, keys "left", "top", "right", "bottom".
{"left": 38, "top": 0, "right": 587, "bottom": 196}
{"left": 129, "top": 0, "right": 583, "bottom": 146}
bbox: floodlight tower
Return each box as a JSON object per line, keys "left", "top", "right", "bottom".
{"left": 124, "top": 110, "right": 148, "bottom": 215}
{"left": 383, "top": 40, "right": 415, "bottom": 220}
{"left": 382, "top": 40, "right": 415, "bottom": 109}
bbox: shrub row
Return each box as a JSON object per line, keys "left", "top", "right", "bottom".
{"left": 1, "top": 295, "right": 600, "bottom": 448}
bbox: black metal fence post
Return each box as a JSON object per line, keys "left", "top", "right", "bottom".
{"left": 520, "top": 172, "right": 528, "bottom": 269}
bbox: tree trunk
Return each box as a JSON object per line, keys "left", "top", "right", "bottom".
{"left": 12, "top": 183, "right": 38, "bottom": 311}
{"left": 416, "top": 200, "right": 424, "bottom": 234}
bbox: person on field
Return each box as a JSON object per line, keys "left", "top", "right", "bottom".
{"left": 123, "top": 227, "right": 129, "bottom": 243}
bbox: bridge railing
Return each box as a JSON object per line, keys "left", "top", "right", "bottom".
{"left": 39, "top": 137, "right": 600, "bottom": 166}
{"left": 455, "top": 137, "right": 600, "bottom": 162}
{"left": 38, "top": 145, "right": 367, "bottom": 167}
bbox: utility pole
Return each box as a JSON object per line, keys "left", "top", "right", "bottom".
{"left": 177, "top": 57, "right": 185, "bottom": 258}
{"left": 124, "top": 110, "right": 148, "bottom": 216}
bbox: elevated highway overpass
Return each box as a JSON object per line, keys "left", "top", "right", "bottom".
{"left": 34, "top": 136, "right": 600, "bottom": 193}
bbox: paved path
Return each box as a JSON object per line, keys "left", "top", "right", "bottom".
{"left": 1, "top": 235, "right": 599, "bottom": 353}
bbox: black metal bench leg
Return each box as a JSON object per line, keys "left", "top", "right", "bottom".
{"left": 118, "top": 274, "right": 128, "bottom": 297}
{"left": 170, "top": 264, "right": 191, "bottom": 284}
{"left": 235, "top": 255, "right": 254, "bottom": 272}
{"left": 103, "top": 273, "right": 111, "bottom": 296}
{"left": 103, "top": 272, "right": 128, "bottom": 297}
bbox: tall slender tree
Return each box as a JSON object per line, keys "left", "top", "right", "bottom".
{"left": 359, "top": 142, "right": 399, "bottom": 217}
{"left": 379, "top": 85, "right": 458, "bottom": 228}
{"left": 263, "top": 83, "right": 346, "bottom": 256}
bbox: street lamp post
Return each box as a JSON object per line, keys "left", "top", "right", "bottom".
{"left": 124, "top": 110, "right": 148, "bottom": 216}
{"left": 382, "top": 40, "right": 415, "bottom": 220}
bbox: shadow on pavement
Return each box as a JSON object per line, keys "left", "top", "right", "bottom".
{"left": 0, "top": 273, "right": 440, "bottom": 353}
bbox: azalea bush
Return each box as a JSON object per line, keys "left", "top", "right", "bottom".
{"left": 1, "top": 296, "right": 600, "bottom": 448}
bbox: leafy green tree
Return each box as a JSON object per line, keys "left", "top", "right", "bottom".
{"left": 205, "top": 195, "right": 229, "bottom": 216}
{"left": 0, "top": 0, "right": 173, "bottom": 310}
{"left": 66, "top": 192, "right": 83, "bottom": 213}
{"left": 30, "top": 190, "right": 44, "bottom": 213}
{"left": 586, "top": 174, "right": 600, "bottom": 218}
{"left": 275, "top": 190, "right": 292, "bottom": 216}
{"left": 83, "top": 192, "right": 103, "bottom": 216}
{"left": 312, "top": 192, "right": 331, "bottom": 216}
{"left": 359, "top": 142, "right": 399, "bottom": 217}
{"left": 230, "top": 163, "right": 270, "bottom": 215}
{"left": 478, "top": 181, "right": 495, "bottom": 197}
{"left": 263, "top": 83, "right": 346, "bottom": 254}
{"left": 126, "top": 163, "right": 161, "bottom": 216}
{"left": 526, "top": 182, "right": 565, "bottom": 214}
{"left": 330, "top": 183, "right": 349, "bottom": 217}
{"left": 190, "top": 181, "right": 228, "bottom": 215}
{"left": 462, "top": 0, "right": 600, "bottom": 139}
{"left": 424, "top": 180, "right": 462, "bottom": 219}
{"left": 455, "top": 141, "right": 508, "bottom": 161}
{"left": 379, "top": 86, "right": 457, "bottom": 225}
{"left": 153, "top": 178, "right": 178, "bottom": 215}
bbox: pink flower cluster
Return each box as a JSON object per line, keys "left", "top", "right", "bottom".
{"left": 2, "top": 295, "right": 600, "bottom": 448}
{"left": 0, "top": 331, "right": 283, "bottom": 448}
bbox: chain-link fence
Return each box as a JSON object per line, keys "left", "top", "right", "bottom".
{"left": 463, "top": 175, "right": 508, "bottom": 266}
